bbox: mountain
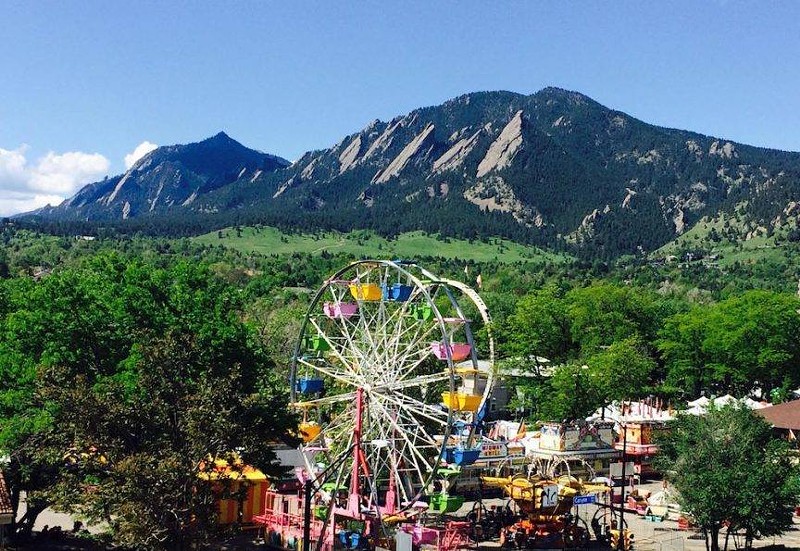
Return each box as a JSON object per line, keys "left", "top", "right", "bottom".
{"left": 32, "top": 132, "right": 289, "bottom": 220}
{"left": 27, "top": 89, "right": 800, "bottom": 257}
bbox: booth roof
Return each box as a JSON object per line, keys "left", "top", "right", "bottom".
{"left": 757, "top": 398, "right": 800, "bottom": 431}
{"left": 197, "top": 458, "right": 267, "bottom": 482}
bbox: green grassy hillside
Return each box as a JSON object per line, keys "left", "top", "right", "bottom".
{"left": 193, "top": 226, "right": 570, "bottom": 264}
{"left": 654, "top": 211, "right": 798, "bottom": 267}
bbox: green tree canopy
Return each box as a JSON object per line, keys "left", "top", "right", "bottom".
{"left": 0, "top": 253, "right": 297, "bottom": 547}
{"left": 565, "top": 283, "right": 661, "bottom": 356}
{"left": 587, "top": 336, "right": 656, "bottom": 404}
{"left": 506, "top": 286, "right": 575, "bottom": 362}
{"left": 658, "top": 290, "right": 800, "bottom": 397}
{"left": 656, "top": 406, "right": 800, "bottom": 551}
{"left": 538, "top": 363, "right": 602, "bottom": 422}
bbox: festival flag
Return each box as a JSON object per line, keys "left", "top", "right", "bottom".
{"left": 464, "top": 265, "right": 469, "bottom": 277}
{"left": 476, "top": 274, "right": 483, "bottom": 289}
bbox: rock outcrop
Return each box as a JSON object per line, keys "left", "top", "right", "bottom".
{"left": 372, "top": 124, "right": 436, "bottom": 184}
{"left": 476, "top": 110, "right": 524, "bottom": 178}
{"left": 433, "top": 130, "right": 481, "bottom": 173}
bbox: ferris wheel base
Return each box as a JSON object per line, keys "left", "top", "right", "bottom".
{"left": 254, "top": 487, "right": 474, "bottom": 551}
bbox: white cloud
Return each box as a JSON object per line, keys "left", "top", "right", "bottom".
{"left": 0, "top": 190, "right": 65, "bottom": 217}
{"left": 124, "top": 141, "right": 158, "bottom": 169}
{"left": 29, "top": 151, "right": 110, "bottom": 194}
{"left": 0, "top": 146, "right": 31, "bottom": 191}
{"left": 0, "top": 145, "right": 110, "bottom": 217}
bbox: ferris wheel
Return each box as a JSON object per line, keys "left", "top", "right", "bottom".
{"left": 290, "top": 260, "right": 494, "bottom": 522}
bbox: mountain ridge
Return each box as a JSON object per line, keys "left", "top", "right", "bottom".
{"left": 31, "top": 132, "right": 289, "bottom": 220}
{"left": 23, "top": 87, "right": 800, "bottom": 258}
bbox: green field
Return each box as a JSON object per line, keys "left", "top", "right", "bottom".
{"left": 193, "top": 226, "right": 569, "bottom": 264}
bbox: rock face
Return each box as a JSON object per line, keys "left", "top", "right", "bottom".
{"left": 338, "top": 136, "right": 362, "bottom": 173}
{"left": 372, "top": 123, "right": 436, "bottom": 184}
{"left": 476, "top": 110, "right": 524, "bottom": 178}
{"left": 464, "top": 176, "right": 541, "bottom": 226}
{"left": 433, "top": 130, "right": 481, "bottom": 173}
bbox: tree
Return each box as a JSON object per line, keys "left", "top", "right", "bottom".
{"left": 658, "top": 291, "right": 800, "bottom": 397}
{"left": 587, "top": 336, "right": 656, "bottom": 405}
{"left": 565, "top": 283, "right": 660, "bottom": 357}
{"left": 506, "top": 286, "right": 575, "bottom": 363}
{"left": 656, "top": 406, "right": 800, "bottom": 551}
{"left": 0, "top": 255, "right": 298, "bottom": 548}
{"left": 538, "top": 363, "right": 601, "bottom": 422}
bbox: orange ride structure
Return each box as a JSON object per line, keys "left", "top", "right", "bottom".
{"left": 481, "top": 474, "right": 613, "bottom": 549}
{"left": 254, "top": 260, "right": 495, "bottom": 551}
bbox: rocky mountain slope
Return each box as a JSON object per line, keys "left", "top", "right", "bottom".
{"left": 28, "top": 88, "right": 800, "bottom": 257}
{"left": 33, "top": 132, "right": 289, "bottom": 220}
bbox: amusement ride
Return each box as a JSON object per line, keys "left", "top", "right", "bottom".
{"left": 255, "top": 260, "right": 628, "bottom": 551}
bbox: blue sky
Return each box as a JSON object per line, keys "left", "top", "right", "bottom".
{"left": 2, "top": 1, "right": 799, "bottom": 215}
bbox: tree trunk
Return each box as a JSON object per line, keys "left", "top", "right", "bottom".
{"left": 9, "top": 483, "right": 20, "bottom": 535}
{"left": 710, "top": 526, "right": 720, "bottom": 551}
{"left": 15, "top": 502, "right": 46, "bottom": 540}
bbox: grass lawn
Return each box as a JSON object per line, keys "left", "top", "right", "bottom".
{"left": 192, "top": 226, "right": 570, "bottom": 264}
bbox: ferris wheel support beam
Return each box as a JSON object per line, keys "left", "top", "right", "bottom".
{"left": 347, "top": 387, "right": 364, "bottom": 516}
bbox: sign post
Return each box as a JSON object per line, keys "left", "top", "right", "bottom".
{"left": 573, "top": 494, "right": 597, "bottom": 506}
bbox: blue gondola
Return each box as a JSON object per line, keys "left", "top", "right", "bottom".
{"left": 296, "top": 378, "right": 324, "bottom": 394}
{"left": 451, "top": 447, "right": 481, "bottom": 466}
{"left": 382, "top": 283, "right": 413, "bottom": 302}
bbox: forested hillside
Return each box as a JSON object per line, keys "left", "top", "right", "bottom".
{"left": 23, "top": 88, "right": 800, "bottom": 259}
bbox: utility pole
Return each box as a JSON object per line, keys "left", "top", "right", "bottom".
{"left": 617, "top": 422, "right": 627, "bottom": 550}
{"left": 303, "top": 478, "right": 313, "bottom": 551}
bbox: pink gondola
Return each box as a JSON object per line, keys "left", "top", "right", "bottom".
{"left": 430, "top": 342, "right": 472, "bottom": 362}
{"left": 323, "top": 301, "right": 358, "bottom": 319}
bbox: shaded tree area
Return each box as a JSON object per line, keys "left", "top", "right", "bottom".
{"left": 0, "top": 254, "right": 298, "bottom": 548}
{"left": 501, "top": 281, "right": 800, "bottom": 421}
{"left": 658, "top": 290, "right": 800, "bottom": 399}
{"left": 656, "top": 407, "right": 800, "bottom": 551}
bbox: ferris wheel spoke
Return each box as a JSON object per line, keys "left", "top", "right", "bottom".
{"left": 353, "top": 304, "right": 381, "bottom": 354}
{"left": 375, "top": 334, "right": 436, "bottom": 388}
{"left": 297, "top": 356, "right": 360, "bottom": 388}
{"left": 403, "top": 315, "right": 445, "bottom": 351}
{"left": 393, "top": 393, "right": 450, "bottom": 436}
{"left": 323, "top": 413, "right": 358, "bottom": 458}
{"left": 333, "top": 312, "right": 369, "bottom": 369}
{"left": 307, "top": 317, "right": 361, "bottom": 377}
{"left": 373, "top": 372, "right": 450, "bottom": 394}
{"left": 393, "top": 349, "right": 442, "bottom": 384}
{"left": 293, "top": 390, "right": 358, "bottom": 409}
{"left": 327, "top": 286, "right": 374, "bottom": 371}
{"left": 379, "top": 391, "right": 449, "bottom": 429}
{"left": 391, "top": 401, "right": 448, "bottom": 450}
{"left": 369, "top": 396, "right": 433, "bottom": 488}
{"left": 382, "top": 314, "right": 429, "bottom": 378}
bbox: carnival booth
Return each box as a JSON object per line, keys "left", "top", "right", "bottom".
{"left": 199, "top": 458, "right": 270, "bottom": 525}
